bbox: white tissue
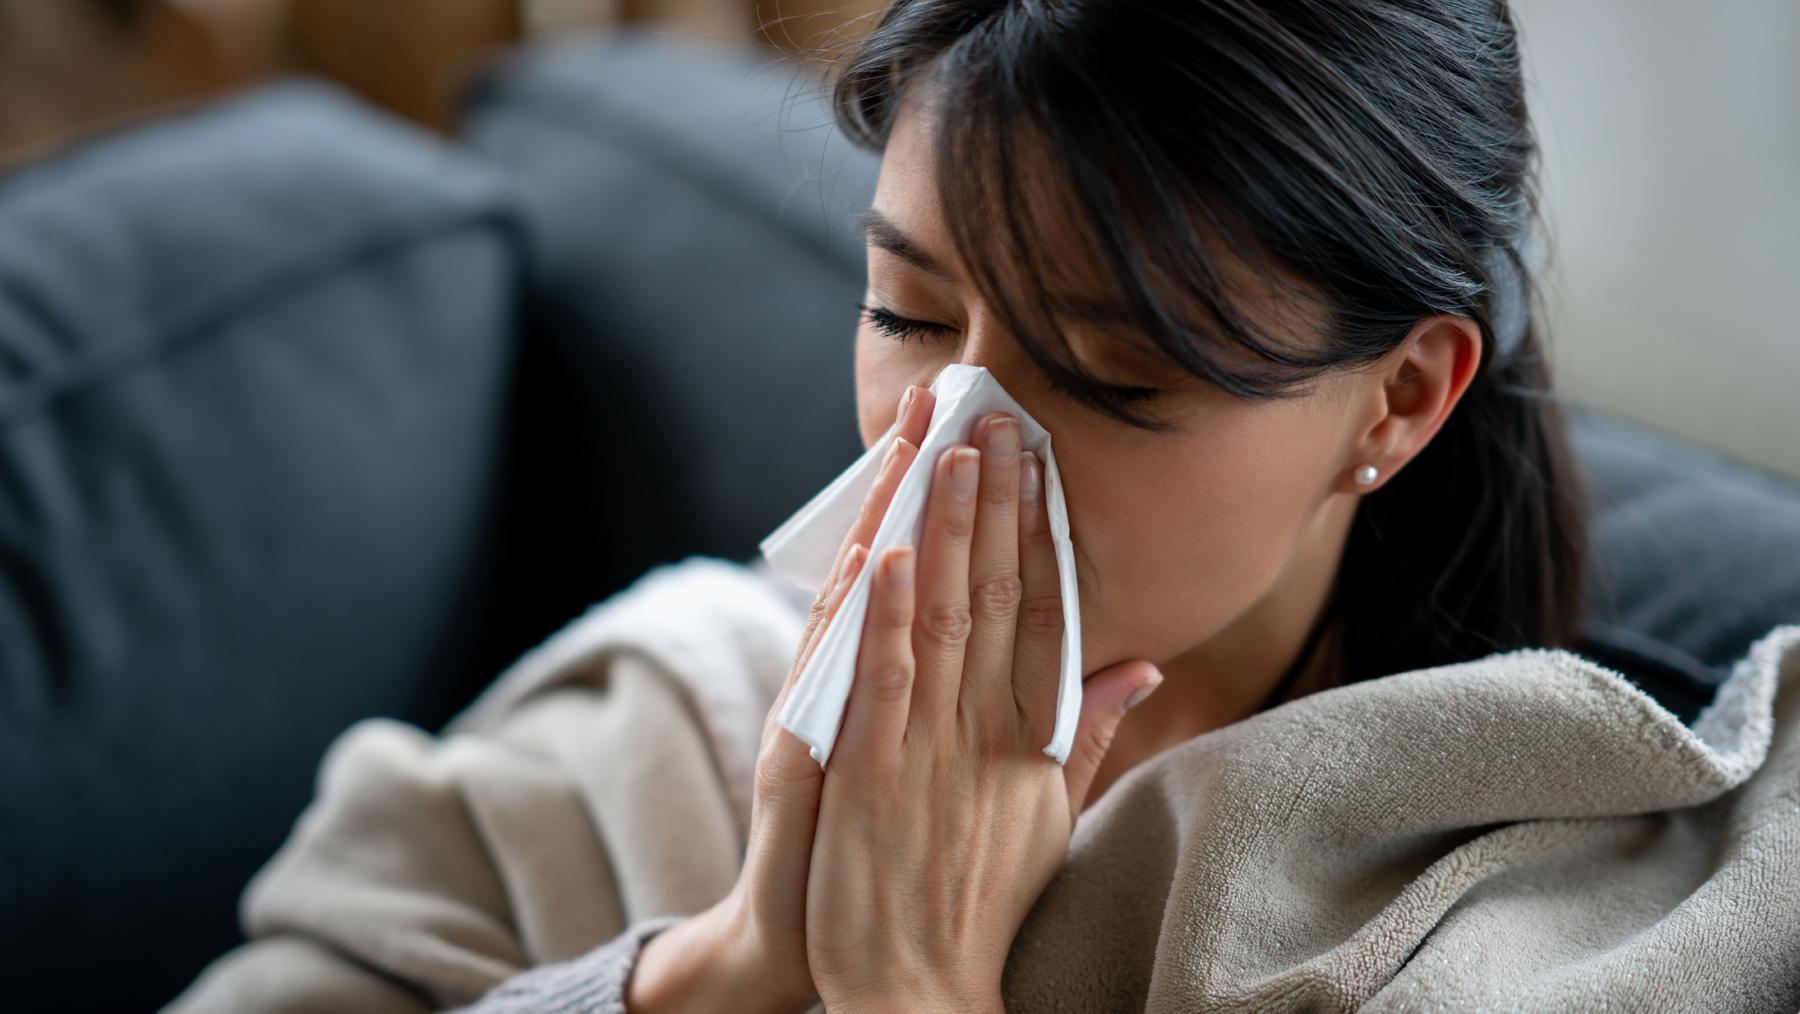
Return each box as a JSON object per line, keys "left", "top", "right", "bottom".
{"left": 757, "top": 364, "right": 1083, "bottom": 768}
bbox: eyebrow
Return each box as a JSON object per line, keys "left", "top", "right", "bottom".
{"left": 853, "top": 207, "right": 955, "bottom": 281}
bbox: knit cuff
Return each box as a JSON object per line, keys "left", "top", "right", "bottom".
{"left": 451, "top": 914, "right": 689, "bottom": 1014}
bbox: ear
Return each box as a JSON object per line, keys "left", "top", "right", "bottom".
{"left": 1350, "top": 315, "right": 1482, "bottom": 492}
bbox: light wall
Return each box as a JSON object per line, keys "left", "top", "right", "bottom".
{"left": 1515, "top": 0, "right": 1800, "bottom": 479}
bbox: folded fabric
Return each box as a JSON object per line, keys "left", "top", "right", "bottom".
{"left": 165, "top": 557, "right": 1800, "bottom": 1013}
{"left": 758, "top": 364, "right": 1084, "bottom": 766}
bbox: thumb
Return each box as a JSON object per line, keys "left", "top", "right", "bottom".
{"left": 1062, "top": 661, "right": 1163, "bottom": 817}
{"left": 740, "top": 715, "right": 826, "bottom": 937}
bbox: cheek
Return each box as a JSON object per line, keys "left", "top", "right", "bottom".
{"left": 853, "top": 327, "right": 949, "bottom": 450}
{"left": 853, "top": 331, "right": 908, "bottom": 450}
{"left": 1064, "top": 409, "right": 1331, "bottom": 655}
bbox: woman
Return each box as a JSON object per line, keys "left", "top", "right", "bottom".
{"left": 171, "top": 0, "right": 1800, "bottom": 1007}
{"left": 489, "top": 0, "right": 1583, "bottom": 1009}
{"left": 172, "top": 0, "right": 1664, "bottom": 1010}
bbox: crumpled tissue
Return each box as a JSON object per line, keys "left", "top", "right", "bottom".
{"left": 757, "top": 364, "right": 1082, "bottom": 767}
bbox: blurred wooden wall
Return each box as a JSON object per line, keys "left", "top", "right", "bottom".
{"left": 288, "top": 0, "right": 521, "bottom": 131}
{"left": 185, "top": 0, "right": 884, "bottom": 130}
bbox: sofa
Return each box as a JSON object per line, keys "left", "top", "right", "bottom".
{"left": 2, "top": 28, "right": 1796, "bottom": 1011}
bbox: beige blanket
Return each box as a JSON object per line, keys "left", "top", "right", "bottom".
{"left": 169, "top": 556, "right": 1800, "bottom": 1012}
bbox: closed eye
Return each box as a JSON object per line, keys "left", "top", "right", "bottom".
{"left": 855, "top": 301, "right": 954, "bottom": 343}
{"left": 854, "top": 300, "right": 1162, "bottom": 405}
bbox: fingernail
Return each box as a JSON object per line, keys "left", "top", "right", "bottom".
{"left": 950, "top": 447, "right": 980, "bottom": 499}
{"left": 987, "top": 416, "right": 1019, "bottom": 464}
{"left": 1122, "top": 670, "right": 1163, "bottom": 714}
{"left": 881, "top": 434, "right": 906, "bottom": 471}
{"left": 839, "top": 544, "right": 866, "bottom": 591}
{"left": 1019, "top": 451, "right": 1041, "bottom": 501}
{"left": 884, "top": 545, "right": 914, "bottom": 590}
{"left": 900, "top": 386, "right": 916, "bottom": 414}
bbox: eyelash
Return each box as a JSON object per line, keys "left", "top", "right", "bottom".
{"left": 855, "top": 300, "right": 1161, "bottom": 406}
{"left": 856, "top": 301, "right": 949, "bottom": 344}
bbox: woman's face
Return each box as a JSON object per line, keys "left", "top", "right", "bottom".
{"left": 852, "top": 94, "right": 1411, "bottom": 703}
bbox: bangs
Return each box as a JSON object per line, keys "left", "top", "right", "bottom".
{"left": 833, "top": 4, "right": 1350, "bottom": 431}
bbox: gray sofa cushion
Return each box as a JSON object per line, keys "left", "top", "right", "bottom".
{"left": 0, "top": 79, "right": 532, "bottom": 1009}
{"left": 460, "top": 30, "right": 1800, "bottom": 715}
{"left": 1572, "top": 405, "right": 1800, "bottom": 676}
{"left": 460, "top": 31, "right": 874, "bottom": 622}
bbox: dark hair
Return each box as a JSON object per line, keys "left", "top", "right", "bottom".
{"left": 827, "top": 0, "right": 1587, "bottom": 682}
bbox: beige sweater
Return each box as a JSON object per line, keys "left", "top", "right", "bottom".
{"left": 167, "top": 556, "right": 1800, "bottom": 1012}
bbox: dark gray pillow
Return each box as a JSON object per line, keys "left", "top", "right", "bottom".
{"left": 0, "top": 79, "right": 532, "bottom": 1009}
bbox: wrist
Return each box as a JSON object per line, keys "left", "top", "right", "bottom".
{"left": 826, "top": 976, "right": 1005, "bottom": 1014}
{"left": 622, "top": 913, "right": 720, "bottom": 1014}
{"left": 625, "top": 900, "right": 814, "bottom": 1014}
{"left": 834, "top": 994, "right": 1005, "bottom": 1014}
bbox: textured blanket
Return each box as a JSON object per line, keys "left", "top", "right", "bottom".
{"left": 168, "top": 556, "right": 1800, "bottom": 1012}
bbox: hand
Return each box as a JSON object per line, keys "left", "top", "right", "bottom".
{"left": 803, "top": 411, "right": 1164, "bottom": 1011}
{"left": 627, "top": 385, "right": 937, "bottom": 1014}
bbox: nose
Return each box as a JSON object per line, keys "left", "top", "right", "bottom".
{"left": 939, "top": 318, "right": 1038, "bottom": 401}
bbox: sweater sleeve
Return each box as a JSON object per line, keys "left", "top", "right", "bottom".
{"left": 448, "top": 914, "right": 688, "bottom": 1014}
{"left": 164, "top": 675, "right": 744, "bottom": 1014}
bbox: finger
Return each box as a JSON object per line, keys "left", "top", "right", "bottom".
{"left": 899, "top": 384, "right": 937, "bottom": 445}
{"left": 834, "top": 544, "right": 917, "bottom": 774}
{"left": 841, "top": 385, "right": 935, "bottom": 564}
{"left": 805, "top": 383, "right": 933, "bottom": 617}
{"left": 819, "top": 425, "right": 918, "bottom": 608}
{"left": 750, "top": 545, "right": 873, "bottom": 881}
{"left": 1012, "top": 451, "right": 1063, "bottom": 747}
{"left": 908, "top": 444, "right": 979, "bottom": 742}
{"left": 769, "top": 543, "right": 870, "bottom": 745}
{"left": 1062, "top": 661, "right": 1162, "bottom": 817}
{"left": 793, "top": 437, "right": 918, "bottom": 688}
{"left": 959, "top": 413, "right": 1024, "bottom": 740}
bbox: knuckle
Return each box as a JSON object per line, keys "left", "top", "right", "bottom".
{"left": 1080, "top": 722, "right": 1116, "bottom": 775}
{"left": 971, "top": 572, "right": 1023, "bottom": 620}
{"left": 1018, "top": 593, "right": 1065, "bottom": 636}
{"left": 867, "top": 661, "right": 913, "bottom": 705}
{"left": 753, "top": 736, "right": 822, "bottom": 806}
{"left": 760, "top": 697, "right": 794, "bottom": 747}
{"left": 753, "top": 750, "right": 801, "bottom": 803}
{"left": 938, "top": 506, "right": 975, "bottom": 544}
{"left": 805, "top": 592, "right": 831, "bottom": 629}
{"left": 921, "top": 601, "right": 973, "bottom": 644}
{"left": 980, "top": 478, "right": 1016, "bottom": 512}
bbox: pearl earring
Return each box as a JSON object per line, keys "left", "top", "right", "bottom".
{"left": 1354, "top": 464, "right": 1379, "bottom": 488}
